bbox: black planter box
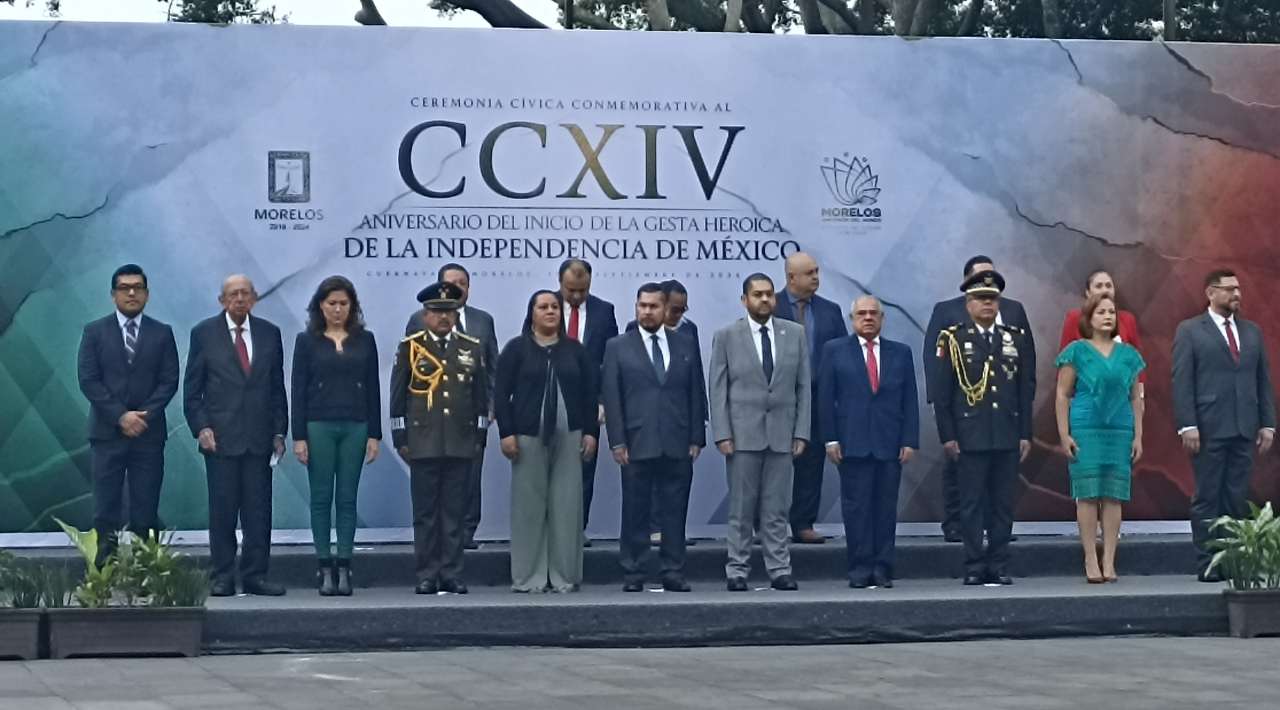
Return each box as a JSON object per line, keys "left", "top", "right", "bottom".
{"left": 0, "top": 609, "right": 42, "bottom": 660}
{"left": 1224, "top": 588, "right": 1280, "bottom": 638}
{"left": 46, "top": 607, "right": 205, "bottom": 658}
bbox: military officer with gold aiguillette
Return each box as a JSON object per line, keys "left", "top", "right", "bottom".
{"left": 391, "top": 281, "right": 488, "bottom": 595}
{"left": 933, "top": 270, "right": 1033, "bottom": 587}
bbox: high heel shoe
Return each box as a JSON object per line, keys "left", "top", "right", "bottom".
{"left": 1085, "top": 565, "right": 1104, "bottom": 584}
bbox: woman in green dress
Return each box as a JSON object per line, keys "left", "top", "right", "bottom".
{"left": 1054, "top": 294, "right": 1145, "bottom": 583}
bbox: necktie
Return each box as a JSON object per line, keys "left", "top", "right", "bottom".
{"left": 568, "top": 305, "right": 580, "bottom": 342}
{"left": 985, "top": 329, "right": 994, "bottom": 351}
{"left": 124, "top": 319, "right": 138, "bottom": 364}
{"left": 760, "top": 325, "right": 774, "bottom": 383}
{"left": 1225, "top": 318, "right": 1240, "bottom": 362}
{"left": 456, "top": 312, "right": 467, "bottom": 334}
{"left": 234, "top": 326, "right": 251, "bottom": 375}
{"left": 540, "top": 347, "right": 558, "bottom": 445}
{"left": 794, "top": 298, "right": 807, "bottom": 326}
{"left": 650, "top": 334, "right": 665, "bottom": 382}
{"left": 865, "top": 339, "right": 879, "bottom": 394}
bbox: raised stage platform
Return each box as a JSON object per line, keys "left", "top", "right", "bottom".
{"left": 10, "top": 533, "right": 1233, "bottom": 653}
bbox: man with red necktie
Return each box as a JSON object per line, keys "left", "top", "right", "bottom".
{"left": 184, "top": 274, "right": 288, "bottom": 596}
{"left": 819, "top": 296, "right": 919, "bottom": 589}
{"left": 556, "top": 259, "right": 618, "bottom": 538}
{"left": 1171, "top": 269, "right": 1275, "bottom": 582}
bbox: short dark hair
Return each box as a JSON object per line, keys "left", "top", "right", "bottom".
{"left": 1084, "top": 269, "right": 1111, "bottom": 293}
{"left": 742, "top": 273, "right": 774, "bottom": 295}
{"left": 963, "top": 255, "right": 994, "bottom": 277}
{"left": 111, "top": 264, "right": 147, "bottom": 290}
{"left": 521, "top": 289, "right": 562, "bottom": 336}
{"left": 636, "top": 282, "right": 666, "bottom": 300}
{"left": 661, "top": 279, "right": 688, "bottom": 298}
{"left": 306, "top": 275, "right": 365, "bottom": 336}
{"left": 1078, "top": 294, "right": 1117, "bottom": 340}
{"left": 558, "top": 259, "right": 592, "bottom": 280}
{"left": 437, "top": 263, "right": 469, "bottom": 281}
{"left": 1205, "top": 269, "right": 1237, "bottom": 288}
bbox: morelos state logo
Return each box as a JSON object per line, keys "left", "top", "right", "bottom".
{"left": 820, "top": 154, "right": 882, "bottom": 223}
{"left": 256, "top": 151, "right": 324, "bottom": 228}
{"left": 268, "top": 151, "right": 310, "bottom": 203}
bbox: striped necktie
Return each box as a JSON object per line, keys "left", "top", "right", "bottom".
{"left": 124, "top": 319, "right": 138, "bottom": 364}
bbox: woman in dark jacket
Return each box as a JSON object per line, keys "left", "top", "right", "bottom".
{"left": 291, "top": 276, "right": 381, "bottom": 596}
{"left": 495, "top": 290, "right": 599, "bottom": 592}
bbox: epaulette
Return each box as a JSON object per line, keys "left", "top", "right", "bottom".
{"left": 945, "top": 325, "right": 960, "bottom": 331}
{"left": 997, "top": 323, "right": 1023, "bottom": 335}
{"left": 402, "top": 330, "right": 425, "bottom": 343}
{"left": 456, "top": 331, "right": 481, "bottom": 344}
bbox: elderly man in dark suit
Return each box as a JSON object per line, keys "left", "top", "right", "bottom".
{"left": 406, "top": 263, "right": 499, "bottom": 549}
{"left": 821, "top": 296, "right": 919, "bottom": 589}
{"left": 1172, "top": 269, "right": 1276, "bottom": 582}
{"left": 774, "top": 251, "right": 847, "bottom": 544}
{"left": 923, "top": 255, "right": 1036, "bottom": 541}
{"left": 183, "top": 275, "right": 289, "bottom": 597}
{"left": 557, "top": 258, "right": 619, "bottom": 538}
{"left": 77, "top": 264, "right": 179, "bottom": 566}
{"left": 602, "top": 283, "right": 706, "bottom": 592}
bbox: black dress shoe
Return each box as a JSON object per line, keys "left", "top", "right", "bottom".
{"left": 770, "top": 575, "right": 798, "bottom": 591}
{"left": 622, "top": 580, "right": 644, "bottom": 592}
{"left": 988, "top": 571, "right": 1014, "bottom": 586}
{"left": 335, "top": 563, "right": 353, "bottom": 597}
{"left": 872, "top": 572, "right": 893, "bottom": 589}
{"left": 439, "top": 579, "right": 468, "bottom": 594}
{"left": 583, "top": 538, "right": 593, "bottom": 548}
{"left": 1008, "top": 534, "right": 1019, "bottom": 542}
{"left": 943, "top": 531, "right": 963, "bottom": 543}
{"left": 962, "top": 572, "right": 985, "bottom": 585}
{"left": 726, "top": 577, "right": 748, "bottom": 592}
{"left": 209, "top": 579, "right": 236, "bottom": 597}
{"left": 1198, "top": 569, "right": 1224, "bottom": 583}
{"left": 662, "top": 578, "right": 692, "bottom": 592}
{"left": 242, "top": 579, "right": 286, "bottom": 596}
{"left": 849, "top": 576, "right": 870, "bottom": 589}
{"left": 415, "top": 579, "right": 438, "bottom": 595}
{"left": 463, "top": 540, "right": 480, "bottom": 550}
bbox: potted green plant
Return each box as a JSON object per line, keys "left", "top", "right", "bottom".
{"left": 45, "top": 520, "right": 210, "bottom": 658}
{"left": 0, "top": 549, "right": 43, "bottom": 660}
{"left": 1206, "top": 501, "right": 1280, "bottom": 638}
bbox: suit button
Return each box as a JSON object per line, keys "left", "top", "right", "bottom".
{"left": 992, "top": 402, "right": 999, "bottom": 409}
{"left": 443, "top": 374, "right": 450, "bottom": 382}
{"left": 443, "top": 391, "right": 450, "bottom": 398}
{"left": 443, "top": 408, "right": 451, "bottom": 416}
{"left": 992, "top": 385, "right": 998, "bottom": 392}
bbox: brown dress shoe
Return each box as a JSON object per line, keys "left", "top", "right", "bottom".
{"left": 793, "top": 529, "right": 825, "bottom": 544}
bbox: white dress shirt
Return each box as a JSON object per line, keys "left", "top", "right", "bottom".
{"left": 640, "top": 325, "right": 669, "bottom": 375}
{"left": 456, "top": 308, "right": 468, "bottom": 334}
{"left": 748, "top": 317, "right": 776, "bottom": 365}
{"left": 1178, "top": 309, "right": 1274, "bottom": 435}
{"left": 226, "top": 312, "right": 253, "bottom": 363}
{"left": 564, "top": 301, "right": 587, "bottom": 340}
{"left": 115, "top": 310, "right": 140, "bottom": 347}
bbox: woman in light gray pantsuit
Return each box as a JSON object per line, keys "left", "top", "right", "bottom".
{"left": 495, "top": 291, "right": 600, "bottom": 592}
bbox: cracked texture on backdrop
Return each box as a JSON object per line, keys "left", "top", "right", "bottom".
{"left": 28, "top": 21, "right": 61, "bottom": 68}
{"left": 0, "top": 194, "right": 111, "bottom": 241}
{"left": 1160, "top": 41, "right": 1280, "bottom": 110}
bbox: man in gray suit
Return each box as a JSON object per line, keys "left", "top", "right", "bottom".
{"left": 709, "top": 273, "right": 810, "bottom": 592}
{"left": 1172, "top": 269, "right": 1275, "bottom": 582}
{"left": 406, "top": 263, "right": 499, "bottom": 549}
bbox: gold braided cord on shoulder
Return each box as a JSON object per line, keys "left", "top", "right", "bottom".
{"left": 408, "top": 339, "right": 445, "bottom": 409}
{"left": 936, "top": 329, "right": 990, "bottom": 407}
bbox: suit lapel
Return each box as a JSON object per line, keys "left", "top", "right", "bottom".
{"left": 630, "top": 329, "right": 660, "bottom": 385}
{"left": 740, "top": 319, "right": 769, "bottom": 386}
{"left": 1201, "top": 314, "right": 1236, "bottom": 367}
{"left": 850, "top": 337, "right": 872, "bottom": 395}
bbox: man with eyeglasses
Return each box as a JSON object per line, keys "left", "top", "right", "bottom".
{"left": 1172, "top": 269, "right": 1276, "bottom": 582}
{"left": 77, "top": 264, "right": 179, "bottom": 566}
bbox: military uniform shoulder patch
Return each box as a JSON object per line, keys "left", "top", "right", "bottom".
{"left": 403, "top": 330, "right": 426, "bottom": 343}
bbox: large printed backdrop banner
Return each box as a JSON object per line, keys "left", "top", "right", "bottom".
{"left": 2, "top": 22, "right": 1279, "bottom": 538}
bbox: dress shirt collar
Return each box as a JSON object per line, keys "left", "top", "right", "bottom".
{"left": 1208, "top": 308, "right": 1235, "bottom": 328}
{"left": 225, "top": 312, "right": 250, "bottom": 334}
{"left": 639, "top": 323, "right": 668, "bottom": 348}
{"left": 116, "top": 310, "right": 139, "bottom": 330}
{"left": 749, "top": 316, "right": 775, "bottom": 336}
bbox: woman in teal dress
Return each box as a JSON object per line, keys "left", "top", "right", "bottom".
{"left": 1055, "top": 294, "right": 1145, "bottom": 583}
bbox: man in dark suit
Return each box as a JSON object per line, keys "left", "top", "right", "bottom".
{"left": 933, "top": 271, "right": 1033, "bottom": 586}
{"left": 602, "top": 283, "right": 706, "bottom": 592}
{"left": 626, "top": 279, "right": 704, "bottom": 546}
{"left": 406, "top": 263, "right": 499, "bottom": 550}
{"left": 183, "top": 275, "right": 288, "bottom": 597}
{"left": 76, "top": 264, "right": 179, "bottom": 565}
{"left": 557, "top": 258, "right": 619, "bottom": 537}
{"left": 1172, "top": 269, "right": 1276, "bottom": 582}
{"left": 774, "top": 251, "right": 847, "bottom": 544}
{"left": 820, "top": 296, "right": 919, "bottom": 589}
{"left": 923, "top": 255, "right": 1036, "bottom": 541}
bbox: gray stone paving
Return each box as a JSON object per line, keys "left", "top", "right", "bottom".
{"left": 1, "top": 638, "right": 1277, "bottom": 709}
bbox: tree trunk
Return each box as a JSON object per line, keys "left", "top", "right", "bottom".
{"left": 957, "top": 0, "right": 982, "bottom": 36}
{"left": 1164, "top": 0, "right": 1178, "bottom": 40}
{"left": 741, "top": 1, "right": 771, "bottom": 32}
{"left": 724, "top": 0, "right": 744, "bottom": 31}
{"left": 816, "top": 0, "right": 861, "bottom": 33}
{"left": 908, "top": 0, "right": 933, "bottom": 35}
{"left": 645, "top": 0, "right": 672, "bottom": 30}
{"left": 666, "top": 0, "right": 727, "bottom": 31}
{"left": 797, "top": 0, "right": 829, "bottom": 34}
{"left": 439, "top": 0, "right": 548, "bottom": 28}
{"left": 892, "top": 0, "right": 918, "bottom": 36}
{"left": 856, "top": 0, "right": 877, "bottom": 34}
{"left": 1041, "top": 0, "right": 1063, "bottom": 38}
{"left": 354, "top": 0, "right": 386, "bottom": 25}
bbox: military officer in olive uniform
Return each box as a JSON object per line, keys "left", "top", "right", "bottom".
{"left": 391, "top": 281, "right": 488, "bottom": 595}
{"left": 933, "top": 270, "right": 1033, "bottom": 586}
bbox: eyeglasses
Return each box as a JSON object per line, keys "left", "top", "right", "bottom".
{"left": 114, "top": 284, "right": 148, "bottom": 294}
